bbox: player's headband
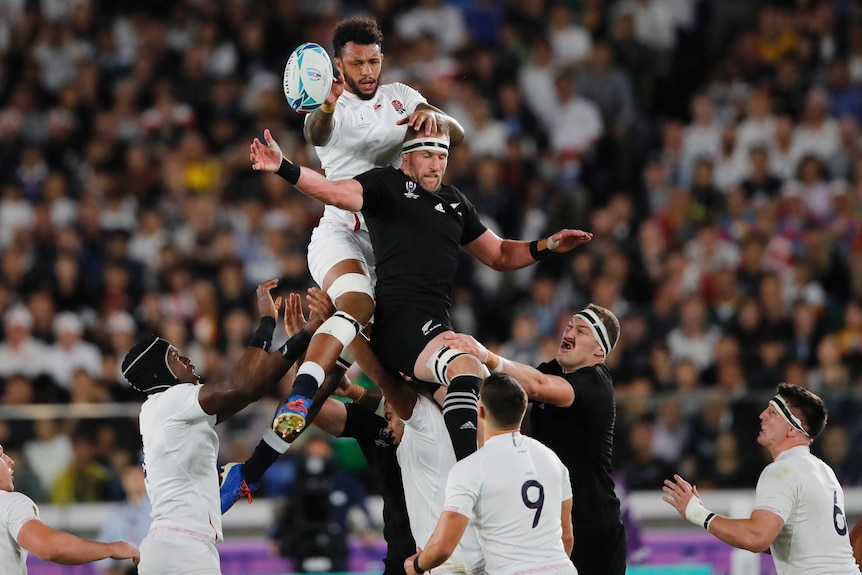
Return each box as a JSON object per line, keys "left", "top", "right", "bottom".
{"left": 769, "top": 395, "right": 810, "bottom": 437}
{"left": 575, "top": 308, "right": 612, "bottom": 356}
{"left": 402, "top": 137, "right": 450, "bottom": 154}
{"left": 122, "top": 337, "right": 180, "bottom": 393}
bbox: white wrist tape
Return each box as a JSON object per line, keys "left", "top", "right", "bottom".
{"left": 546, "top": 236, "right": 560, "bottom": 250}
{"left": 685, "top": 497, "right": 717, "bottom": 530}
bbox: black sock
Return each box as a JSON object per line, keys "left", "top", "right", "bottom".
{"left": 242, "top": 439, "right": 282, "bottom": 484}
{"left": 291, "top": 373, "right": 319, "bottom": 400}
{"left": 443, "top": 375, "right": 480, "bottom": 460}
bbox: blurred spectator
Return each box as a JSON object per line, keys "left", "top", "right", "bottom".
{"left": 272, "top": 436, "right": 370, "bottom": 573}
{"left": 0, "top": 305, "right": 50, "bottom": 380}
{"left": 22, "top": 418, "right": 73, "bottom": 497}
{"left": 51, "top": 427, "right": 118, "bottom": 503}
{"left": 95, "top": 464, "right": 152, "bottom": 575}
{"left": 45, "top": 311, "right": 102, "bottom": 389}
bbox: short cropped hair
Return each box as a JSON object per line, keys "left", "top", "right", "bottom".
{"left": 333, "top": 17, "right": 384, "bottom": 58}
{"left": 480, "top": 373, "right": 527, "bottom": 428}
{"left": 585, "top": 303, "right": 620, "bottom": 351}
{"left": 777, "top": 382, "right": 828, "bottom": 439}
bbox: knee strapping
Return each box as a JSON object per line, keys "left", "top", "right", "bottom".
{"left": 426, "top": 346, "right": 471, "bottom": 386}
{"left": 326, "top": 273, "right": 374, "bottom": 302}
{"left": 317, "top": 311, "right": 363, "bottom": 348}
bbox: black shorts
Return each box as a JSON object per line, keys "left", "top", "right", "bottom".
{"left": 571, "top": 521, "right": 627, "bottom": 575}
{"left": 370, "top": 306, "right": 451, "bottom": 378}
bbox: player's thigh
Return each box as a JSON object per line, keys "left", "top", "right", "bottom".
{"left": 371, "top": 308, "right": 449, "bottom": 378}
{"left": 308, "top": 223, "right": 376, "bottom": 288}
{"left": 138, "top": 531, "right": 221, "bottom": 575}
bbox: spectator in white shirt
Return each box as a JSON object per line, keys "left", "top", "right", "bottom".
{"left": 45, "top": 312, "right": 102, "bottom": 390}
{"left": 0, "top": 306, "right": 49, "bottom": 381}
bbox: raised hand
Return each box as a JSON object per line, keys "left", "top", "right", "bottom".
{"left": 662, "top": 474, "right": 697, "bottom": 518}
{"left": 546, "top": 229, "right": 593, "bottom": 253}
{"left": 397, "top": 109, "right": 439, "bottom": 135}
{"left": 250, "top": 129, "right": 286, "bottom": 172}
{"left": 256, "top": 279, "right": 282, "bottom": 320}
{"left": 283, "top": 292, "right": 306, "bottom": 338}
{"left": 305, "top": 287, "right": 335, "bottom": 333}
{"left": 442, "top": 333, "right": 489, "bottom": 364}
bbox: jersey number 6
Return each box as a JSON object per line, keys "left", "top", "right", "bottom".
{"left": 521, "top": 479, "right": 545, "bottom": 528}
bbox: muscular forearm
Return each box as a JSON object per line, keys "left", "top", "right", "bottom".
{"left": 273, "top": 161, "right": 362, "bottom": 211}
{"left": 23, "top": 528, "right": 126, "bottom": 565}
{"left": 303, "top": 105, "right": 336, "bottom": 146}
{"left": 707, "top": 516, "right": 772, "bottom": 553}
{"left": 493, "top": 238, "right": 553, "bottom": 271}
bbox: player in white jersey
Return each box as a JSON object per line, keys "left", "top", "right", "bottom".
{"left": 0, "top": 443, "right": 138, "bottom": 574}
{"left": 222, "top": 15, "right": 466, "bottom": 509}
{"left": 263, "top": 15, "right": 465, "bottom": 439}
{"left": 122, "top": 281, "right": 325, "bottom": 574}
{"left": 664, "top": 383, "right": 861, "bottom": 575}
{"left": 406, "top": 374, "right": 577, "bottom": 575}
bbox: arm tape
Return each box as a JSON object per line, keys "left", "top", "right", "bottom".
{"left": 278, "top": 328, "right": 312, "bottom": 365}
{"left": 529, "top": 240, "right": 550, "bottom": 261}
{"left": 248, "top": 316, "right": 277, "bottom": 351}
{"left": 275, "top": 160, "right": 301, "bottom": 184}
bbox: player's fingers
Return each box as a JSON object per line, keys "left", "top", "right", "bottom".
{"left": 263, "top": 129, "right": 273, "bottom": 143}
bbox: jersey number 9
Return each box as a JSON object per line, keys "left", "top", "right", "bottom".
{"left": 521, "top": 480, "right": 545, "bottom": 528}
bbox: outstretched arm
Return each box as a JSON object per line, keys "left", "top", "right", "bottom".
{"left": 663, "top": 474, "right": 783, "bottom": 553}
{"left": 199, "top": 282, "right": 321, "bottom": 422}
{"left": 463, "top": 228, "right": 593, "bottom": 271}
{"left": 250, "top": 129, "right": 364, "bottom": 211}
{"left": 17, "top": 519, "right": 139, "bottom": 566}
{"left": 442, "top": 333, "right": 574, "bottom": 407}
{"left": 303, "top": 74, "right": 344, "bottom": 146}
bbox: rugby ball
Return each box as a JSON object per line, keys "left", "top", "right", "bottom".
{"left": 283, "top": 42, "right": 333, "bottom": 113}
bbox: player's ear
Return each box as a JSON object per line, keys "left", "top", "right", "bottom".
{"left": 478, "top": 403, "right": 486, "bottom": 421}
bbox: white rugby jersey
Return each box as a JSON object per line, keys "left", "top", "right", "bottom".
{"left": 139, "top": 384, "right": 222, "bottom": 542}
{"left": 754, "top": 445, "right": 860, "bottom": 575}
{"left": 309, "top": 82, "right": 427, "bottom": 232}
{"left": 0, "top": 491, "right": 39, "bottom": 575}
{"left": 444, "top": 432, "right": 576, "bottom": 575}
{"left": 398, "top": 394, "right": 485, "bottom": 574}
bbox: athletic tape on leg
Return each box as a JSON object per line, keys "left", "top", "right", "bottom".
{"left": 317, "top": 311, "right": 362, "bottom": 348}
{"left": 426, "top": 346, "right": 470, "bottom": 386}
{"left": 326, "top": 273, "right": 374, "bottom": 301}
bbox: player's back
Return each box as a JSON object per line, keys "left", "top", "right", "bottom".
{"left": 761, "top": 446, "right": 859, "bottom": 574}
{"left": 310, "top": 82, "right": 427, "bottom": 230}
{"left": 447, "top": 432, "right": 577, "bottom": 575}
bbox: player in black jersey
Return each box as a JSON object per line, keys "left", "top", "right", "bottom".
{"left": 443, "top": 303, "right": 627, "bottom": 575}
{"left": 249, "top": 126, "right": 592, "bottom": 463}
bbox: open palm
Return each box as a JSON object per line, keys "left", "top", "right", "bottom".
{"left": 250, "top": 129, "right": 284, "bottom": 172}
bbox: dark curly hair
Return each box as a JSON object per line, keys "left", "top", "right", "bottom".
{"left": 332, "top": 16, "right": 384, "bottom": 58}
{"left": 777, "top": 382, "right": 828, "bottom": 440}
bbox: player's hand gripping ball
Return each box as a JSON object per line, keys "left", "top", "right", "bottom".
{"left": 283, "top": 42, "right": 334, "bottom": 113}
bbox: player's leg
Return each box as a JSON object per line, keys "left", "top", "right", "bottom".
{"left": 274, "top": 225, "right": 375, "bottom": 435}
{"left": 220, "top": 367, "right": 343, "bottom": 513}
{"left": 413, "top": 331, "right": 485, "bottom": 461}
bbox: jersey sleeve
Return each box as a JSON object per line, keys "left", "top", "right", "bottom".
{"left": 158, "top": 384, "right": 215, "bottom": 425}
{"left": 560, "top": 458, "right": 573, "bottom": 501}
{"left": 443, "top": 460, "right": 479, "bottom": 521}
{"left": 392, "top": 82, "right": 429, "bottom": 114}
{"left": 404, "top": 394, "right": 435, "bottom": 433}
{"left": 342, "top": 402, "right": 386, "bottom": 444}
{"left": 455, "top": 189, "right": 487, "bottom": 245}
{"left": 0, "top": 492, "right": 39, "bottom": 542}
{"left": 753, "top": 460, "right": 798, "bottom": 522}
{"left": 354, "top": 167, "right": 390, "bottom": 213}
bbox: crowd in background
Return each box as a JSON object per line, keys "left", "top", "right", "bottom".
{"left": 1, "top": 0, "right": 862, "bottom": 520}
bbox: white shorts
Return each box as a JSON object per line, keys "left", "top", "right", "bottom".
{"left": 138, "top": 529, "right": 221, "bottom": 575}
{"left": 307, "top": 220, "right": 377, "bottom": 289}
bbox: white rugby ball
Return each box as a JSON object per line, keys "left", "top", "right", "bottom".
{"left": 283, "top": 42, "right": 333, "bottom": 113}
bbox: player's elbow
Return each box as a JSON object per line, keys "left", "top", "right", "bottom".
{"left": 742, "top": 533, "right": 774, "bottom": 553}
{"left": 561, "top": 531, "right": 574, "bottom": 553}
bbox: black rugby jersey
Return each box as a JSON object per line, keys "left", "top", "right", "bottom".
{"left": 341, "top": 402, "right": 414, "bottom": 574}
{"left": 529, "top": 362, "right": 623, "bottom": 529}
{"left": 355, "top": 167, "right": 486, "bottom": 318}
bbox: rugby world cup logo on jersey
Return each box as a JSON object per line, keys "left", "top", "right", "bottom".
{"left": 404, "top": 181, "right": 419, "bottom": 199}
